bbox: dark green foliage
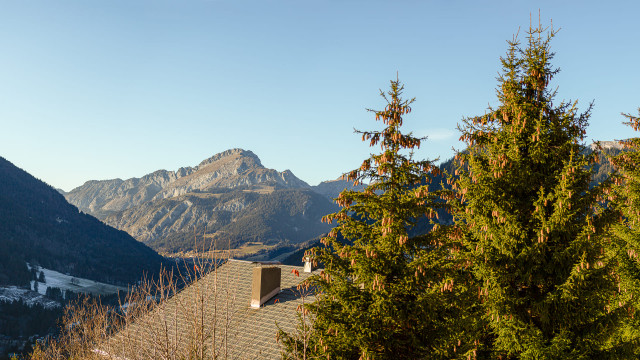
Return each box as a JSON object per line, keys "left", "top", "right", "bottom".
{"left": 0, "top": 252, "right": 30, "bottom": 288}
{"left": 608, "top": 109, "right": 640, "bottom": 352}
{"left": 44, "top": 287, "right": 63, "bottom": 302}
{"left": 455, "top": 23, "right": 638, "bottom": 358}
{"left": 0, "top": 156, "right": 167, "bottom": 286}
{"left": 220, "top": 189, "right": 337, "bottom": 245}
{"left": 0, "top": 300, "right": 62, "bottom": 339}
{"left": 295, "top": 79, "right": 473, "bottom": 359}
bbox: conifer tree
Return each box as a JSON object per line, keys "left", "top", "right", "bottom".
{"left": 610, "top": 109, "right": 640, "bottom": 259}
{"left": 608, "top": 109, "right": 640, "bottom": 352}
{"left": 454, "top": 23, "right": 638, "bottom": 358}
{"left": 301, "top": 79, "right": 474, "bottom": 359}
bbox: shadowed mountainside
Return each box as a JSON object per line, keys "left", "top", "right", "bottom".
{"left": 0, "top": 156, "right": 166, "bottom": 287}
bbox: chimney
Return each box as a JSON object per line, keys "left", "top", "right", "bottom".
{"left": 304, "top": 257, "right": 316, "bottom": 273}
{"left": 251, "top": 266, "right": 281, "bottom": 308}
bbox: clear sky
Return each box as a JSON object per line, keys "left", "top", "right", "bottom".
{"left": 0, "top": 0, "right": 638, "bottom": 191}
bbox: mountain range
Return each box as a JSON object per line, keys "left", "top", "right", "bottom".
{"left": 64, "top": 149, "right": 362, "bottom": 255}
{"left": 1, "top": 142, "right": 620, "bottom": 286}
{"left": 62, "top": 144, "right": 618, "bottom": 257}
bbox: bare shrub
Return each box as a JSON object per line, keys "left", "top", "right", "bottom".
{"left": 29, "top": 238, "right": 245, "bottom": 360}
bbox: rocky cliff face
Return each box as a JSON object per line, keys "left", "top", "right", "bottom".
{"left": 65, "top": 149, "right": 309, "bottom": 218}
{"left": 65, "top": 149, "right": 336, "bottom": 254}
{"left": 149, "top": 149, "right": 309, "bottom": 202}
{"left": 64, "top": 171, "right": 182, "bottom": 218}
{"left": 589, "top": 140, "right": 625, "bottom": 151}
{"left": 104, "top": 191, "right": 255, "bottom": 245}
{"left": 111, "top": 188, "right": 339, "bottom": 254}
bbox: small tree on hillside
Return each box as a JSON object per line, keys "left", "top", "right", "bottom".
{"left": 297, "top": 78, "right": 474, "bottom": 359}
{"left": 455, "top": 22, "right": 639, "bottom": 358}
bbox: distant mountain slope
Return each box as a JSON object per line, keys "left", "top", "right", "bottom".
{"left": 311, "top": 177, "right": 366, "bottom": 200}
{"left": 65, "top": 149, "right": 335, "bottom": 255}
{"left": 137, "top": 188, "right": 338, "bottom": 254}
{"left": 0, "top": 156, "right": 166, "bottom": 287}
{"left": 590, "top": 141, "right": 624, "bottom": 186}
{"left": 64, "top": 170, "right": 182, "bottom": 219}
{"left": 103, "top": 189, "right": 256, "bottom": 245}
{"left": 215, "top": 188, "right": 337, "bottom": 245}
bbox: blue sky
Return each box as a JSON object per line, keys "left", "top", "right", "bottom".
{"left": 0, "top": 1, "right": 638, "bottom": 191}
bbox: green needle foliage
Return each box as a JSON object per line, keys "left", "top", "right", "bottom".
{"left": 608, "top": 108, "right": 640, "bottom": 352}
{"left": 454, "top": 23, "right": 638, "bottom": 359}
{"left": 611, "top": 109, "right": 640, "bottom": 258}
{"left": 303, "top": 79, "right": 473, "bottom": 359}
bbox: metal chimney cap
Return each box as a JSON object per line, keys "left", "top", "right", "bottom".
{"left": 304, "top": 257, "right": 316, "bottom": 273}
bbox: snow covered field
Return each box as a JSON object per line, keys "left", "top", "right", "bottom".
{"left": 0, "top": 266, "right": 130, "bottom": 309}
{"left": 0, "top": 286, "right": 59, "bottom": 309}
{"left": 29, "top": 265, "right": 129, "bottom": 297}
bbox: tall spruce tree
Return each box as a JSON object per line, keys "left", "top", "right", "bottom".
{"left": 608, "top": 109, "right": 640, "bottom": 352}
{"left": 454, "top": 23, "right": 638, "bottom": 359}
{"left": 302, "top": 79, "right": 473, "bottom": 359}
{"left": 610, "top": 109, "right": 640, "bottom": 260}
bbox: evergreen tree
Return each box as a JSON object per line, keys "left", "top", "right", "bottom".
{"left": 45, "top": 287, "right": 63, "bottom": 302}
{"left": 301, "top": 78, "right": 473, "bottom": 359}
{"left": 610, "top": 109, "right": 640, "bottom": 251}
{"left": 608, "top": 108, "right": 640, "bottom": 352}
{"left": 454, "top": 23, "right": 638, "bottom": 358}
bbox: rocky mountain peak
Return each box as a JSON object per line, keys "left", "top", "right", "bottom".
{"left": 589, "top": 140, "right": 624, "bottom": 151}
{"left": 65, "top": 149, "right": 309, "bottom": 218}
{"left": 197, "top": 148, "right": 262, "bottom": 169}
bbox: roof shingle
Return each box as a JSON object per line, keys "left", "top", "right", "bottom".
{"left": 100, "top": 259, "right": 317, "bottom": 360}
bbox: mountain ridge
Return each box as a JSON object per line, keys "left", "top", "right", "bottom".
{"left": 64, "top": 149, "right": 353, "bottom": 255}
{"left": 65, "top": 148, "right": 310, "bottom": 218}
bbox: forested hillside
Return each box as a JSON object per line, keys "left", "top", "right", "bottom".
{"left": 0, "top": 157, "right": 167, "bottom": 286}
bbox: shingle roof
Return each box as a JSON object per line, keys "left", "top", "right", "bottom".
{"left": 99, "top": 259, "right": 318, "bottom": 360}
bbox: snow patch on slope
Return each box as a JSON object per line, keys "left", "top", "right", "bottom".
{"left": 0, "top": 286, "right": 59, "bottom": 309}
{"left": 29, "top": 265, "right": 128, "bottom": 297}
